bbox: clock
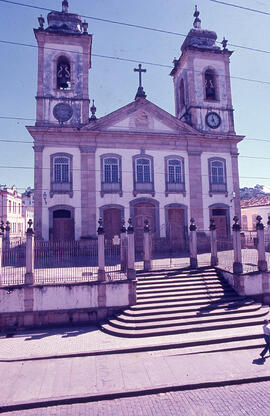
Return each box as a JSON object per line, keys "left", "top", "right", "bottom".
{"left": 53, "top": 103, "right": 73, "bottom": 123}
{"left": 205, "top": 112, "right": 221, "bottom": 129}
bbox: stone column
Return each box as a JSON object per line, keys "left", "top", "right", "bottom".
{"left": 0, "top": 230, "right": 3, "bottom": 286}
{"left": 120, "top": 218, "right": 127, "bottom": 272}
{"left": 188, "top": 150, "right": 204, "bottom": 230}
{"left": 33, "top": 145, "right": 44, "bottom": 240}
{"left": 127, "top": 218, "right": 136, "bottom": 280}
{"left": 143, "top": 219, "right": 152, "bottom": 271}
{"left": 97, "top": 218, "right": 106, "bottom": 282}
{"left": 231, "top": 151, "right": 241, "bottom": 220}
{"left": 256, "top": 216, "right": 268, "bottom": 272}
{"left": 232, "top": 216, "right": 243, "bottom": 274}
{"left": 5, "top": 221, "right": 10, "bottom": 250}
{"left": 209, "top": 218, "right": 218, "bottom": 267}
{"left": 25, "top": 219, "right": 34, "bottom": 285}
{"left": 189, "top": 218, "right": 198, "bottom": 269}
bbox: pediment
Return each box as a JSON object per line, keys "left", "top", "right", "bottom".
{"left": 83, "top": 98, "right": 200, "bottom": 136}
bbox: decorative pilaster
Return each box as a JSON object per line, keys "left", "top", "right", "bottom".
{"left": 120, "top": 218, "right": 128, "bottom": 272}
{"left": 97, "top": 218, "right": 106, "bottom": 282}
{"left": 143, "top": 219, "right": 152, "bottom": 271}
{"left": 209, "top": 218, "right": 218, "bottom": 267}
{"left": 256, "top": 216, "right": 268, "bottom": 272}
{"left": 231, "top": 151, "right": 241, "bottom": 219}
{"left": 232, "top": 216, "right": 243, "bottom": 274}
{"left": 189, "top": 218, "right": 198, "bottom": 269}
{"left": 188, "top": 150, "right": 204, "bottom": 230}
{"left": 80, "top": 146, "right": 96, "bottom": 238}
{"left": 25, "top": 219, "right": 35, "bottom": 285}
{"left": 127, "top": 218, "right": 136, "bottom": 280}
{"left": 33, "top": 145, "right": 44, "bottom": 240}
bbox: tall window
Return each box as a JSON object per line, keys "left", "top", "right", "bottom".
{"left": 54, "top": 157, "right": 70, "bottom": 183}
{"left": 57, "top": 56, "right": 71, "bottom": 90}
{"left": 252, "top": 214, "right": 257, "bottom": 230}
{"left": 133, "top": 155, "right": 154, "bottom": 196}
{"left": 242, "top": 215, "right": 248, "bottom": 230}
{"left": 168, "top": 159, "right": 182, "bottom": 183}
{"left": 104, "top": 158, "right": 119, "bottom": 183}
{"left": 100, "top": 154, "right": 122, "bottom": 196}
{"left": 205, "top": 69, "right": 216, "bottom": 100}
{"left": 209, "top": 158, "right": 227, "bottom": 194}
{"left": 50, "top": 153, "right": 72, "bottom": 196}
{"left": 8, "top": 200, "right": 11, "bottom": 213}
{"left": 136, "top": 158, "right": 151, "bottom": 183}
{"left": 165, "top": 157, "right": 185, "bottom": 195}
{"left": 179, "top": 79, "right": 185, "bottom": 110}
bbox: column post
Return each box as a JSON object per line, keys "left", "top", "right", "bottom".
{"left": 127, "top": 218, "right": 136, "bottom": 280}
{"left": 25, "top": 219, "right": 34, "bottom": 285}
{"left": 232, "top": 216, "right": 243, "bottom": 274}
{"left": 189, "top": 218, "right": 198, "bottom": 269}
{"left": 5, "top": 221, "right": 10, "bottom": 250}
{"left": 143, "top": 219, "right": 152, "bottom": 271}
{"left": 0, "top": 227, "right": 3, "bottom": 286}
{"left": 209, "top": 218, "right": 218, "bottom": 267}
{"left": 97, "top": 218, "right": 106, "bottom": 282}
{"left": 256, "top": 216, "right": 268, "bottom": 272}
{"left": 120, "top": 218, "right": 127, "bottom": 272}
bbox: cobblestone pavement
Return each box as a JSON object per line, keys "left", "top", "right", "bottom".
{"left": 2, "top": 381, "right": 270, "bottom": 416}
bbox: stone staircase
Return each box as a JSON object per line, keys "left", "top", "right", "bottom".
{"left": 102, "top": 267, "right": 269, "bottom": 338}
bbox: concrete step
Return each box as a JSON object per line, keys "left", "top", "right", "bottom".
{"left": 136, "top": 286, "right": 235, "bottom": 297}
{"left": 102, "top": 308, "right": 269, "bottom": 338}
{"left": 117, "top": 303, "right": 262, "bottom": 323}
{"left": 136, "top": 281, "right": 230, "bottom": 291}
{"left": 123, "top": 299, "right": 255, "bottom": 317}
{"left": 137, "top": 279, "right": 229, "bottom": 289}
{"left": 137, "top": 272, "right": 219, "bottom": 283}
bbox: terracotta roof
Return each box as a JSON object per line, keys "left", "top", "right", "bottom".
{"left": 241, "top": 195, "right": 270, "bottom": 208}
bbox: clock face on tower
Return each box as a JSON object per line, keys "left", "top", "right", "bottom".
{"left": 205, "top": 112, "right": 221, "bottom": 129}
{"left": 53, "top": 103, "right": 73, "bottom": 123}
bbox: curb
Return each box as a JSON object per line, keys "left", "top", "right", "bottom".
{"left": 0, "top": 333, "right": 263, "bottom": 362}
{"left": 1, "top": 375, "right": 270, "bottom": 413}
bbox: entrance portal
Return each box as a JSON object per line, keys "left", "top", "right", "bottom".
{"left": 211, "top": 208, "right": 228, "bottom": 238}
{"left": 133, "top": 202, "right": 156, "bottom": 252}
{"left": 52, "top": 209, "right": 74, "bottom": 241}
{"left": 103, "top": 208, "right": 121, "bottom": 239}
{"left": 167, "top": 207, "right": 186, "bottom": 251}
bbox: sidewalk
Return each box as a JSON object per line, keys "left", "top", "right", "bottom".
{"left": 0, "top": 332, "right": 269, "bottom": 413}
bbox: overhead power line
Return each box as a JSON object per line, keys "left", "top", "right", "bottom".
{"left": 209, "top": 0, "right": 270, "bottom": 16}
{"left": 1, "top": 39, "right": 270, "bottom": 87}
{"left": 1, "top": 0, "right": 270, "bottom": 56}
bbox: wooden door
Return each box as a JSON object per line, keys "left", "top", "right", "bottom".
{"left": 104, "top": 209, "right": 121, "bottom": 240}
{"left": 168, "top": 208, "right": 185, "bottom": 251}
{"left": 53, "top": 218, "right": 74, "bottom": 241}
{"left": 134, "top": 203, "right": 155, "bottom": 252}
{"left": 213, "top": 215, "right": 227, "bottom": 238}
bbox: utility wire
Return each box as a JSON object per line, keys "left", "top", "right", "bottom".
{"left": 1, "top": 0, "right": 270, "bottom": 56}
{"left": 209, "top": 0, "right": 270, "bottom": 16}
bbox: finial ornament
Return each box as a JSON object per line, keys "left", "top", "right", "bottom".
{"left": 193, "top": 5, "right": 201, "bottom": 29}
{"left": 256, "top": 215, "right": 264, "bottom": 230}
{"left": 120, "top": 218, "right": 126, "bottom": 233}
{"left": 82, "top": 20, "right": 88, "bottom": 33}
{"left": 90, "top": 100, "right": 97, "bottom": 121}
{"left": 127, "top": 218, "right": 134, "bottom": 234}
{"left": 62, "top": 0, "right": 69, "bottom": 13}
{"left": 189, "top": 218, "right": 197, "bottom": 231}
{"left": 144, "top": 218, "right": 150, "bottom": 233}
{"left": 97, "top": 217, "right": 104, "bottom": 235}
{"left": 38, "top": 15, "right": 45, "bottom": 30}
{"left": 222, "top": 37, "right": 228, "bottom": 50}
{"left": 232, "top": 216, "right": 241, "bottom": 232}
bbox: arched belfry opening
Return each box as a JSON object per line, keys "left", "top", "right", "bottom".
{"left": 204, "top": 69, "right": 216, "bottom": 100}
{"left": 57, "top": 56, "right": 71, "bottom": 90}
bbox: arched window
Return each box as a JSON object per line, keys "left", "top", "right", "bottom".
{"left": 209, "top": 158, "right": 227, "bottom": 194}
{"left": 133, "top": 155, "right": 154, "bottom": 196}
{"left": 205, "top": 69, "right": 216, "bottom": 100}
{"left": 53, "top": 156, "right": 70, "bottom": 183}
{"left": 165, "top": 157, "right": 185, "bottom": 195}
{"left": 179, "top": 79, "right": 185, "bottom": 110}
{"left": 50, "top": 153, "right": 73, "bottom": 197}
{"left": 56, "top": 56, "right": 71, "bottom": 90}
{"left": 100, "top": 154, "right": 122, "bottom": 196}
{"left": 242, "top": 215, "right": 248, "bottom": 231}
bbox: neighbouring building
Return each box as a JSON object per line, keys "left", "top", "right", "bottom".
{"left": 0, "top": 185, "right": 25, "bottom": 237}
{"left": 241, "top": 196, "right": 270, "bottom": 231}
{"left": 27, "top": 1, "right": 243, "bottom": 252}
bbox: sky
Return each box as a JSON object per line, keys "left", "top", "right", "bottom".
{"left": 0, "top": 0, "right": 269, "bottom": 193}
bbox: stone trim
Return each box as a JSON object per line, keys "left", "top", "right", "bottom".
{"left": 129, "top": 197, "right": 160, "bottom": 238}
{"left": 164, "top": 155, "right": 186, "bottom": 196}
{"left": 209, "top": 202, "right": 231, "bottom": 236}
{"left": 132, "top": 153, "right": 155, "bottom": 197}
{"left": 208, "top": 157, "right": 228, "bottom": 197}
{"left": 48, "top": 204, "right": 75, "bottom": 240}
{"left": 100, "top": 153, "right": 122, "bottom": 197}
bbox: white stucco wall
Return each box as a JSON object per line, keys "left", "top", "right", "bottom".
{"left": 241, "top": 206, "right": 270, "bottom": 231}
{"left": 95, "top": 147, "right": 190, "bottom": 236}
{"left": 201, "top": 151, "right": 235, "bottom": 231}
{"left": 42, "top": 146, "right": 82, "bottom": 240}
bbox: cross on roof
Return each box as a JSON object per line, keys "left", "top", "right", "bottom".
{"left": 134, "top": 64, "right": 147, "bottom": 99}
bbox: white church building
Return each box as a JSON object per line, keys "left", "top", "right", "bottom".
{"left": 27, "top": 1, "right": 243, "bottom": 253}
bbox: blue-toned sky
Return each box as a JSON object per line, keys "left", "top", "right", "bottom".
{"left": 0, "top": 0, "right": 269, "bottom": 192}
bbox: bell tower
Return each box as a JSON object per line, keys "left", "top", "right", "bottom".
{"left": 170, "top": 7, "right": 235, "bottom": 134}
{"left": 34, "top": 1, "right": 92, "bottom": 126}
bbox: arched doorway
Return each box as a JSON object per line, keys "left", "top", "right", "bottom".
{"left": 52, "top": 208, "right": 74, "bottom": 241}
{"left": 166, "top": 204, "right": 187, "bottom": 252}
{"left": 209, "top": 204, "right": 230, "bottom": 238}
{"left": 103, "top": 208, "right": 121, "bottom": 239}
{"left": 131, "top": 199, "right": 159, "bottom": 252}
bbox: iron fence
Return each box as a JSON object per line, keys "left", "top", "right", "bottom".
{"left": 1, "top": 239, "right": 26, "bottom": 285}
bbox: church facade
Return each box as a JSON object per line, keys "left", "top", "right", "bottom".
{"left": 27, "top": 1, "right": 243, "bottom": 253}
